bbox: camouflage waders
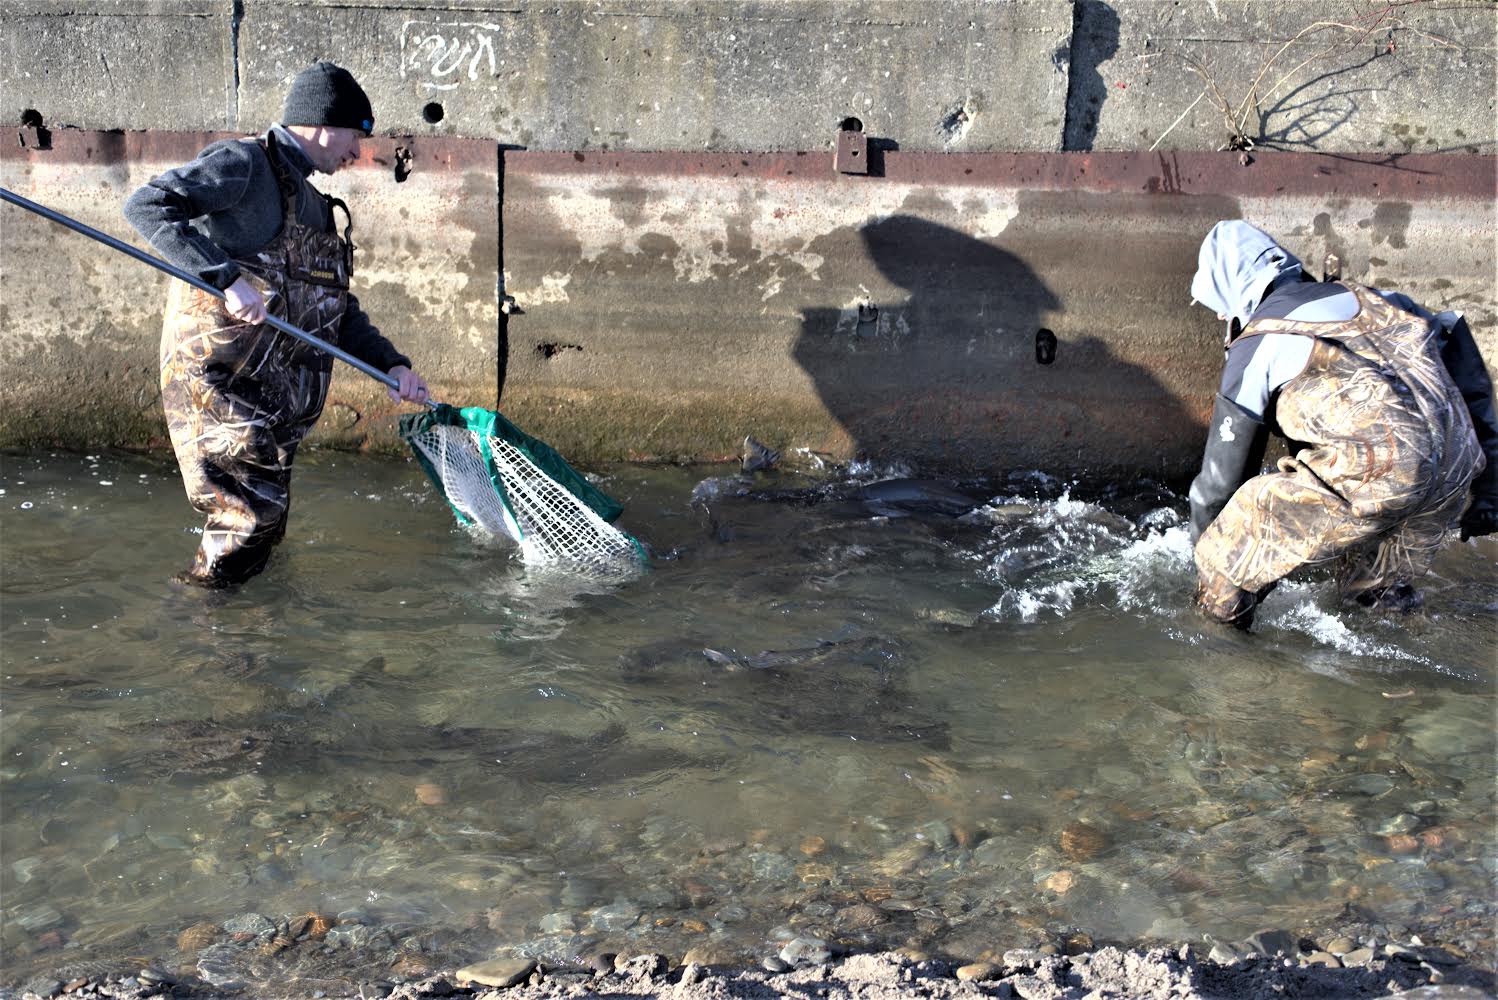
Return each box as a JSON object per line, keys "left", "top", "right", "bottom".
{"left": 160, "top": 140, "right": 354, "bottom": 587}
{"left": 1195, "top": 283, "right": 1484, "bottom": 624}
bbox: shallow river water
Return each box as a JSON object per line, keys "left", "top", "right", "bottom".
{"left": 2, "top": 449, "right": 1495, "bottom": 990}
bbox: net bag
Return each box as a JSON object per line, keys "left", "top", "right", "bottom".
{"left": 400, "top": 404, "right": 645, "bottom": 572}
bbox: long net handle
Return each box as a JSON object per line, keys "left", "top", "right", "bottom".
{"left": 1, "top": 186, "right": 440, "bottom": 409}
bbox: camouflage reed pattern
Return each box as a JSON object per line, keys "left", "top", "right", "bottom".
{"left": 1196, "top": 283, "right": 1484, "bottom": 623}
{"left": 159, "top": 154, "right": 352, "bottom": 587}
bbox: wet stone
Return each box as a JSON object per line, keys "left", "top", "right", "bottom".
{"left": 617, "top": 953, "right": 668, "bottom": 979}
{"left": 971, "top": 838, "right": 1010, "bottom": 867}
{"left": 713, "top": 903, "right": 749, "bottom": 924}
{"left": 835, "top": 903, "right": 887, "bottom": 930}
{"left": 456, "top": 958, "right": 536, "bottom": 988}
{"left": 955, "top": 961, "right": 998, "bottom": 982}
{"left": 195, "top": 942, "right": 246, "bottom": 988}
{"left": 1060, "top": 822, "right": 1110, "bottom": 861}
{"left": 1208, "top": 943, "right": 1239, "bottom": 965}
{"left": 1325, "top": 937, "right": 1357, "bottom": 955}
{"left": 682, "top": 944, "right": 741, "bottom": 967}
{"left": 762, "top": 956, "right": 791, "bottom": 973}
{"left": 23, "top": 976, "right": 62, "bottom": 999}
{"left": 877, "top": 841, "right": 932, "bottom": 875}
{"left": 1342, "top": 947, "right": 1376, "bottom": 966}
{"left": 589, "top": 898, "right": 641, "bottom": 932}
{"left": 1366, "top": 861, "right": 1447, "bottom": 894}
{"left": 749, "top": 851, "right": 797, "bottom": 881}
{"left": 1002, "top": 948, "right": 1048, "bottom": 969}
{"left": 878, "top": 897, "right": 920, "bottom": 912}
{"left": 917, "top": 820, "right": 954, "bottom": 847}
{"left": 222, "top": 912, "right": 275, "bottom": 937}
{"left": 538, "top": 912, "right": 574, "bottom": 934}
{"left": 779, "top": 935, "right": 831, "bottom": 966}
{"left": 1243, "top": 928, "right": 1297, "bottom": 958}
{"left": 799, "top": 836, "right": 827, "bottom": 856}
{"left": 326, "top": 923, "right": 375, "bottom": 949}
{"left": 1303, "top": 951, "right": 1340, "bottom": 967}
{"left": 15, "top": 905, "right": 64, "bottom": 932}
{"left": 1347, "top": 773, "right": 1396, "bottom": 797}
{"left": 1379, "top": 814, "right": 1422, "bottom": 835}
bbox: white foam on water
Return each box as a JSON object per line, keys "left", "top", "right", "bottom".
{"left": 977, "top": 490, "right": 1195, "bottom": 622}
{"left": 1275, "top": 602, "right": 1419, "bottom": 659}
{"left": 1260, "top": 583, "right": 1434, "bottom": 667}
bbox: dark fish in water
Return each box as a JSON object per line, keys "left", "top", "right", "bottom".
{"left": 742, "top": 435, "right": 781, "bottom": 473}
{"left": 114, "top": 716, "right": 711, "bottom": 786}
{"left": 743, "top": 478, "right": 988, "bottom": 519}
{"left": 697, "top": 637, "right": 950, "bottom": 748}
{"left": 112, "top": 718, "right": 294, "bottom": 778}
{"left": 419, "top": 722, "right": 712, "bottom": 784}
{"left": 701, "top": 636, "right": 902, "bottom": 673}
{"left": 845, "top": 478, "right": 986, "bottom": 518}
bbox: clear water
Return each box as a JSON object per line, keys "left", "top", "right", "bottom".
{"left": 2, "top": 450, "right": 1495, "bottom": 986}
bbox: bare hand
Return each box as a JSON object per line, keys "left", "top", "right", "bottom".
{"left": 224, "top": 277, "right": 268, "bottom": 324}
{"left": 388, "top": 365, "right": 430, "bottom": 405}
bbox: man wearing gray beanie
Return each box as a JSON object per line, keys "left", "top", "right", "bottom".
{"left": 124, "top": 62, "right": 430, "bottom": 589}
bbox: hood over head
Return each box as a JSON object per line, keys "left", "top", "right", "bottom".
{"left": 1190, "top": 221, "right": 1302, "bottom": 341}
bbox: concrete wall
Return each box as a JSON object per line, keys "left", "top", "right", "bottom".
{"left": 3, "top": 1, "right": 1491, "bottom": 154}
{"left": 1, "top": 1, "right": 1495, "bottom": 476}
{"left": 496, "top": 150, "right": 1495, "bottom": 475}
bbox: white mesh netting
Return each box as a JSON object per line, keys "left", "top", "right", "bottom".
{"left": 404, "top": 423, "right": 642, "bottom": 573}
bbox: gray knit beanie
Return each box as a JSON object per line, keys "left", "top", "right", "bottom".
{"left": 281, "top": 62, "right": 374, "bottom": 135}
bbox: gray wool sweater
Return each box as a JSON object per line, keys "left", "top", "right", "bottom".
{"left": 123, "top": 125, "right": 410, "bottom": 373}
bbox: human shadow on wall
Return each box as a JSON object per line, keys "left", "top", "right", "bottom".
{"left": 1061, "top": 0, "right": 1120, "bottom": 152}
{"left": 789, "top": 213, "right": 1210, "bottom": 480}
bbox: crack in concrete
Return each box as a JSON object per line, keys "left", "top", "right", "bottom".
{"left": 229, "top": 0, "right": 242, "bottom": 128}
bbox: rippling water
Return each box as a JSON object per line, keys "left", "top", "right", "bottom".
{"left": 2, "top": 449, "right": 1494, "bottom": 987}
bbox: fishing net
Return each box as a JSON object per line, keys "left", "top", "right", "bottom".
{"left": 400, "top": 404, "right": 646, "bottom": 572}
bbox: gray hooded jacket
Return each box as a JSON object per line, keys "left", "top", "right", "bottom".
{"left": 1190, "top": 220, "right": 1304, "bottom": 341}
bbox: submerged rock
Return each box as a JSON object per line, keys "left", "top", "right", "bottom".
{"left": 455, "top": 957, "right": 535, "bottom": 988}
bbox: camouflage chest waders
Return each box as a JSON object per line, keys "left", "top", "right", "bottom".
{"left": 160, "top": 141, "right": 355, "bottom": 586}
{"left": 1195, "top": 284, "right": 1484, "bottom": 624}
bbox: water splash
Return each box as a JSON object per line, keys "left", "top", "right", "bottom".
{"left": 976, "top": 488, "right": 1194, "bottom": 622}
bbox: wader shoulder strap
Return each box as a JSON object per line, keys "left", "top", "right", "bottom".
{"left": 1234, "top": 280, "right": 1356, "bottom": 344}
{"left": 255, "top": 136, "right": 299, "bottom": 244}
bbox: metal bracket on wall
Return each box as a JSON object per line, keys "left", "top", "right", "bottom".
{"left": 18, "top": 110, "right": 50, "bottom": 151}
{"left": 835, "top": 118, "right": 868, "bottom": 175}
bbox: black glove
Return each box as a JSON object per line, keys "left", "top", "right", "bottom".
{"left": 1461, "top": 503, "right": 1498, "bottom": 541}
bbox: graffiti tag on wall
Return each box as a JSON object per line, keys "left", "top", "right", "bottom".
{"left": 400, "top": 21, "right": 502, "bottom": 91}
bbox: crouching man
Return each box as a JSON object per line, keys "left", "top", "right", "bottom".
{"left": 1186, "top": 220, "right": 1496, "bottom": 628}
